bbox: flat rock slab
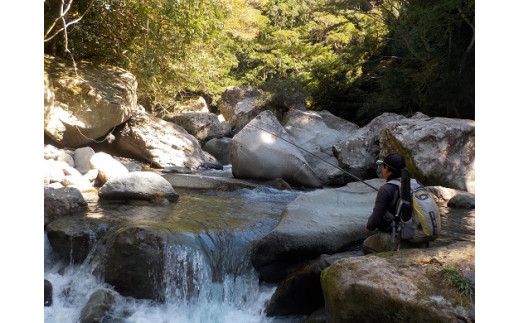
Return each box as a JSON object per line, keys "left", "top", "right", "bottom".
{"left": 251, "top": 178, "right": 385, "bottom": 282}
{"left": 162, "top": 173, "right": 260, "bottom": 191}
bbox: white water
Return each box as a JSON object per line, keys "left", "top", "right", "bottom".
{"left": 45, "top": 180, "right": 306, "bottom": 323}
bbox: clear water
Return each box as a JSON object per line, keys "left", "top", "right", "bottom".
{"left": 44, "top": 180, "right": 306, "bottom": 323}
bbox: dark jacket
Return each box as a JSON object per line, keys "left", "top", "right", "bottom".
{"left": 366, "top": 177, "right": 400, "bottom": 232}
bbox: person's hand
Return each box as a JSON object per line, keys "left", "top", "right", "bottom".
{"left": 364, "top": 227, "right": 370, "bottom": 235}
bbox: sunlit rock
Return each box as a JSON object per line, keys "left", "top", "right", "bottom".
{"left": 44, "top": 55, "right": 137, "bottom": 147}
{"left": 231, "top": 110, "right": 322, "bottom": 188}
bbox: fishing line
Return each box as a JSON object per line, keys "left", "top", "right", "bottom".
{"left": 245, "top": 123, "right": 379, "bottom": 191}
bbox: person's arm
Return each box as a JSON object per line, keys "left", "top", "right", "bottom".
{"left": 365, "top": 185, "right": 391, "bottom": 233}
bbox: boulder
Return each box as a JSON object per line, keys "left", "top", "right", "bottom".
{"left": 172, "top": 96, "right": 209, "bottom": 114}
{"left": 98, "top": 171, "right": 179, "bottom": 203}
{"left": 266, "top": 251, "right": 356, "bottom": 316}
{"left": 102, "top": 226, "right": 169, "bottom": 300}
{"left": 230, "top": 110, "right": 322, "bottom": 188}
{"left": 448, "top": 194, "right": 475, "bottom": 209}
{"left": 162, "top": 173, "right": 259, "bottom": 191}
{"left": 44, "top": 186, "right": 88, "bottom": 225}
{"left": 380, "top": 116, "right": 475, "bottom": 192}
{"left": 89, "top": 152, "right": 129, "bottom": 185}
{"left": 333, "top": 113, "right": 406, "bottom": 180}
{"left": 321, "top": 242, "right": 475, "bottom": 322}
{"left": 44, "top": 55, "right": 137, "bottom": 147}
{"left": 316, "top": 110, "right": 359, "bottom": 133}
{"left": 74, "top": 147, "right": 96, "bottom": 174}
{"left": 251, "top": 179, "right": 384, "bottom": 282}
{"left": 45, "top": 216, "right": 114, "bottom": 263}
{"left": 164, "top": 112, "right": 224, "bottom": 143}
{"left": 79, "top": 289, "right": 115, "bottom": 323}
{"left": 202, "top": 137, "right": 232, "bottom": 165}
{"left": 112, "top": 109, "right": 220, "bottom": 170}
{"left": 219, "top": 86, "right": 266, "bottom": 132}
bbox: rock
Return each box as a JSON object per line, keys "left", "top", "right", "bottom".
{"left": 448, "top": 194, "right": 475, "bottom": 209}
{"left": 266, "top": 178, "right": 292, "bottom": 191}
{"left": 380, "top": 116, "right": 475, "bottom": 192}
{"left": 44, "top": 186, "right": 88, "bottom": 225}
{"left": 230, "top": 110, "right": 322, "bottom": 188}
{"left": 202, "top": 137, "right": 232, "bottom": 165}
{"left": 57, "top": 151, "right": 74, "bottom": 167}
{"left": 79, "top": 289, "right": 115, "bottom": 323}
{"left": 251, "top": 179, "right": 384, "bottom": 282}
{"left": 44, "top": 144, "right": 62, "bottom": 160}
{"left": 164, "top": 112, "right": 224, "bottom": 144}
{"left": 44, "top": 279, "right": 53, "bottom": 307}
{"left": 321, "top": 242, "right": 475, "bottom": 322}
{"left": 172, "top": 96, "right": 209, "bottom": 114}
{"left": 162, "top": 173, "right": 259, "bottom": 191}
{"left": 44, "top": 55, "right": 137, "bottom": 147}
{"left": 74, "top": 147, "right": 96, "bottom": 174}
{"left": 302, "top": 151, "right": 346, "bottom": 186}
{"left": 218, "top": 114, "right": 233, "bottom": 136}
{"left": 98, "top": 171, "right": 179, "bottom": 203}
{"left": 316, "top": 110, "right": 359, "bottom": 133}
{"left": 45, "top": 216, "right": 114, "bottom": 263}
{"left": 123, "top": 161, "right": 143, "bottom": 172}
{"left": 102, "top": 226, "right": 168, "bottom": 300}
{"left": 89, "top": 152, "right": 129, "bottom": 185}
{"left": 219, "top": 86, "right": 266, "bottom": 132}
{"left": 333, "top": 113, "right": 406, "bottom": 180}
{"left": 283, "top": 109, "right": 351, "bottom": 156}
{"left": 45, "top": 160, "right": 68, "bottom": 184}
{"left": 266, "top": 252, "right": 355, "bottom": 316}
{"left": 113, "top": 109, "right": 220, "bottom": 170}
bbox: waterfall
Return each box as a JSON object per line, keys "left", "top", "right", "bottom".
{"left": 45, "top": 186, "right": 305, "bottom": 323}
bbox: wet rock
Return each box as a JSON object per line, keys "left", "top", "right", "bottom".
{"left": 44, "top": 279, "right": 53, "bottom": 307}
{"left": 230, "top": 110, "right": 322, "bottom": 188}
{"left": 251, "top": 179, "right": 383, "bottom": 282}
{"left": 79, "top": 289, "right": 115, "bottom": 323}
{"left": 162, "top": 173, "right": 259, "bottom": 191}
{"left": 44, "top": 55, "right": 137, "bottom": 147}
{"left": 98, "top": 171, "right": 179, "bottom": 203}
{"left": 45, "top": 216, "right": 114, "bottom": 263}
{"left": 44, "top": 186, "right": 88, "bottom": 225}
{"left": 380, "top": 115, "right": 475, "bottom": 192}
{"left": 321, "top": 242, "right": 475, "bottom": 322}
{"left": 102, "top": 226, "right": 168, "bottom": 300}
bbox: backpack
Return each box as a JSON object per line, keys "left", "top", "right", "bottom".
{"left": 387, "top": 171, "right": 441, "bottom": 243}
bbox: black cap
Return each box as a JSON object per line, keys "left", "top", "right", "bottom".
{"left": 376, "top": 152, "right": 406, "bottom": 171}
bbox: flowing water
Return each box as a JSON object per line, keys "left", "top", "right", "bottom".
{"left": 44, "top": 168, "right": 475, "bottom": 323}
{"left": 44, "top": 178, "right": 306, "bottom": 323}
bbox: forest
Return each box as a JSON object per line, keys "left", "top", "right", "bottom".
{"left": 44, "top": 0, "right": 474, "bottom": 126}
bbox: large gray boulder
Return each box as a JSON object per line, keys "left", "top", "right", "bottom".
{"left": 98, "top": 171, "right": 179, "bottom": 203}
{"left": 251, "top": 179, "right": 384, "bottom": 282}
{"left": 44, "top": 55, "right": 137, "bottom": 147}
{"left": 333, "top": 113, "right": 406, "bottom": 180}
{"left": 283, "top": 109, "right": 356, "bottom": 186}
{"left": 113, "top": 108, "right": 220, "bottom": 170}
{"left": 321, "top": 242, "right": 475, "bottom": 322}
{"left": 164, "top": 112, "right": 225, "bottom": 144}
{"left": 230, "top": 110, "right": 322, "bottom": 188}
{"left": 380, "top": 116, "right": 475, "bottom": 193}
{"left": 74, "top": 147, "right": 96, "bottom": 174}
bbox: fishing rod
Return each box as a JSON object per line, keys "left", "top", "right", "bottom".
{"left": 245, "top": 123, "right": 379, "bottom": 191}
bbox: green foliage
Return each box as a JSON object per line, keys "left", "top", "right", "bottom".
{"left": 44, "top": 0, "right": 474, "bottom": 124}
{"left": 441, "top": 268, "right": 475, "bottom": 300}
